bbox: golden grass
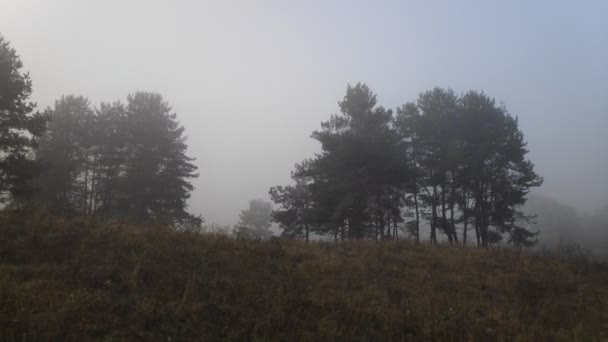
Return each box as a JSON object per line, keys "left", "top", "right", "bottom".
{"left": 0, "top": 211, "right": 606, "bottom": 341}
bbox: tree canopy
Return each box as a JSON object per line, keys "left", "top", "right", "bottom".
{"left": 270, "top": 84, "right": 542, "bottom": 247}
{"left": 0, "top": 35, "right": 47, "bottom": 202}
{"left": 34, "top": 92, "right": 200, "bottom": 226}
{"left": 0, "top": 32, "right": 543, "bottom": 246}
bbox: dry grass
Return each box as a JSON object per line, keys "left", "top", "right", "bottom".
{"left": 0, "top": 210, "right": 607, "bottom": 341}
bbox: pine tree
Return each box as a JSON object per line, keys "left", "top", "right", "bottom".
{"left": 91, "top": 101, "right": 129, "bottom": 216}
{"left": 272, "top": 84, "right": 542, "bottom": 247}
{"left": 459, "top": 91, "right": 543, "bottom": 247}
{"left": 235, "top": 199, "right": 273, "bottom": 239}
{"left": 36, "top": 95, "right": 94, "bottom": 213}
{"left": 35, "top": 92, "right": 200, "bottom": 226}
{"left": 0, "top": 34, "right": 47, "bottom": 202}
{"left": 269, "top": 161, "right": 315, "bottom": 241}
{"left": 272, "top": 83, "right": 410, "bottom": 240}
{"left": 119, "top": 92, "right": 199, "bottom": 224}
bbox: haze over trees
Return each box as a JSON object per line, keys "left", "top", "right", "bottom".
{"left": 0, "top": 34, "right": 200, "bottom": 227}
{"left": 0, "top": 20, "right": 607, "bottom": 340}
{"left": 271, "top": 84, "right": 543, "bottom": 247}
{"left": 1, "top": 31, "right": 545, "bottom": 247}
{"left": 2, "top": 0, "right": 608, "bottom": 337}
{"left": 525, "top": 194, "right": 608, "bottom": 256}
{"left": 34, "top": 93, "right": 201, "bottom": 226}
{"left": 234, "top": 199, "right": 274, "bottom": 239}
{"left": 5, "top": 32, "right": 598, "bottom": 251}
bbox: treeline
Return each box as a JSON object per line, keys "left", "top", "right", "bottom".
{"left": 270, "top": 84, "right": 543, "bottom": 247}
{"left": 525, "top": 194, "right": 608, "bottom": 256}
{"left": 0, "top": 34, "right": 200, "bottom": 227}
{"left": 1, "top": 33, "right": 543, "bottom": 246}
{"left": 35, "top": 94, "right": 200, "bottom": 225}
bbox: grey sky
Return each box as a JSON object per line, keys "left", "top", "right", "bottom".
{"left": 1, "top": 0, "right": 606, "bottom": 225}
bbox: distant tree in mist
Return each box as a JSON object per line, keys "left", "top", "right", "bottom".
{"left": 270, "top": 84, "right": 542, "bottom": 247}
{"left": 590, "top": 205, "right": 608, "bottom": 255}
{"left": 0, "top": 35, "right": 47, "bottom": 202}
{"left": 525, "top": 195, "right": 608, "bottom": 256}
{"left": 235, "top": 199, "right": 273, "bottom": 239}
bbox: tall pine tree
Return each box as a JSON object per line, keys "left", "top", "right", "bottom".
{"left": 119, "top": 92, "right": 200, "bottom": 225}
{"left": 272, "top": 84, "right": 542, "bottom": 247}
{"left": 0, "top": 34, "right": 46, "bottom": 203}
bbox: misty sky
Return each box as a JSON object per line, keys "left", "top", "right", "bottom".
{"left": 1, "top": 0, "right": 607, "bottom": 225}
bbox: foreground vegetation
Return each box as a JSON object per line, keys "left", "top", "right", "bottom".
{"left": 1, "top": 211, "right": 606, "bottom": 341}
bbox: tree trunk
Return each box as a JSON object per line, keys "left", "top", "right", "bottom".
{"left": 414, "top": 191, "right": 420, "bottom": 241}
{"left": 334, "top": 225, "right": 338, "bottom": 244}
{"left": 88, "top": 161, "right": 97, "bottom": 215}
{"left": 430, "top": 186, "right": 438, "bottom": 245}
{"left": 450, "top": 199, "right": 458, "bottom": 244}
{"left": 393, "top": 215, "right": 398, "bottom": 240}
{"left": 386, "top": 212, "right": 391, "bottom": 240}
{"left": 480, "top": 221, "right": 489, "bottom": 248}
{"left": 441, "top": 186, "right": 452, "bottom": 245}
{"left": 374, "top": 214, "right": 379, "bottom": 241}
{"left": 462, "top": 196, "right": 468, "bottom": 246}
{"left": 378, "top": 214, "right": 384, "bottom": 241}
{"left": 474, "top": 189, "right": 482, "bottom": 247}
{"left": 82, "top": 160, "right": 89, "bottom": 215}
{"left": 93, "top": 165, "right": 103, "bottom": 213}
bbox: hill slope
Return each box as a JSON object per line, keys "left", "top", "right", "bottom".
{"left": 1, "top": 212, "right": 607, "bottom": 341}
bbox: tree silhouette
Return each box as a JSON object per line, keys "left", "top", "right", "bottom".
{"left": 0, "top": 35, "right": 47, "bottom": 203}
{"left": 118, "top": 92, "right": 199, "bottom": 224}
{"left": 36, "top": 95, "right": 94, "bottom": 213}
{"left": 271, "top": 84, "right": 542, "bottom": 247}
{"left": 35, "top": 92, "right": 200, "bottom": 226}
{"left": 235, "top": 199, "right": 274, "bottom": 239}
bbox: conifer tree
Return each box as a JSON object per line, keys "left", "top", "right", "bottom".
{"left": 0, "top": 35, "right": 46, "bottom": 202}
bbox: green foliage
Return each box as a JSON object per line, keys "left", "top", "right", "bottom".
{"left": 273, "top": 83, "right": 409, "bottom": 241}
{"left": 269, "top": 160, "right": 316, "bottom": 240}
{"left": 0, "top": 35, "right": 47, "bottom": 201}
{"left": 34, "top": 92, "right": 199, "bottom": 225}
{"left": 120, "top": 92, "right": 199, "bottom": 223}
{"left": 271, "top": 84, "right": 542, "bottom": 247}
{"left": 459, "top": 91, "right": 543, "bottom": 247}
{"left": 0, "top": 212, "right": 606, "bottom": 340}
{"left": 36, "top": 96, "right": 95, "bottom": 212}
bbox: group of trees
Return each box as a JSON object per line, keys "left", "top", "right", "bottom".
{"left": 35, "top": 93, "right": 200, "bottom": 225}
{"left": 524, "top": 194, "right": 608, "bottom": 256}
{"left": 0, "top": 34, "right": 200, "bottom": 227}
{"left": 1, "top": 32, "right": 543, "bottom": 246}
{"left": 270, "top": 84, "right": 543, "bottom": 247}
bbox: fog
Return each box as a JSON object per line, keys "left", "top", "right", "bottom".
{"left": 1, "top": 0, "right": 607, "bottom": 226}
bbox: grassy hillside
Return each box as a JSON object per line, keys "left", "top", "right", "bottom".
{"left": 1, "top": 211, "right": 607, "bottom": 341}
